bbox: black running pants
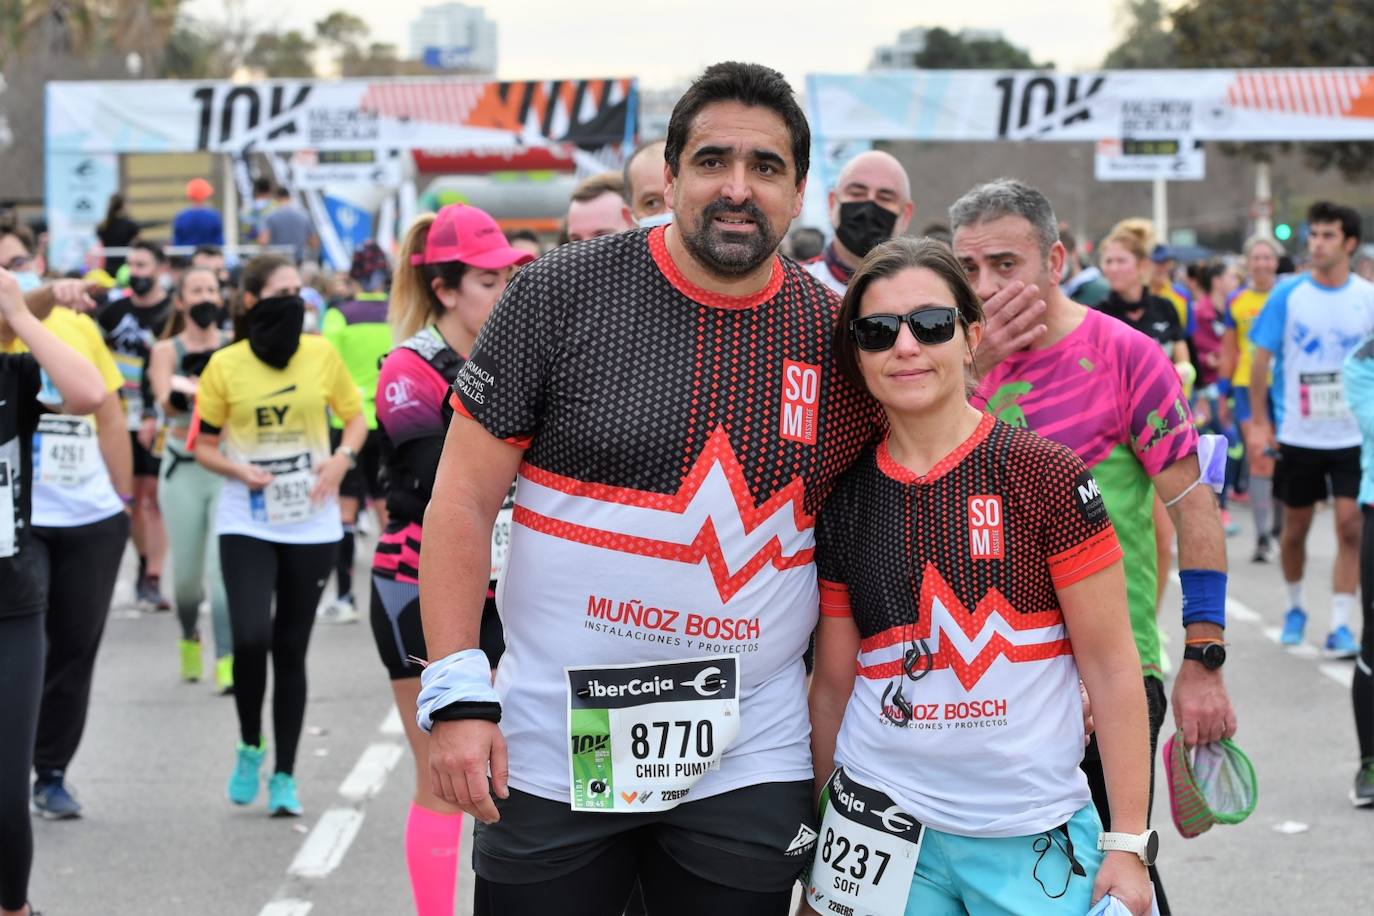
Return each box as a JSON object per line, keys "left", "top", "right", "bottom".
{"left": 220, "top": 535, "right": 334, "bottom": 776}
{"left": 0, "top": 612, "right": 44, "bottom": 911}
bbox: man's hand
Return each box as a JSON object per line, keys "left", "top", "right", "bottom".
{"left": 137, "top": 416, "right": 157, "bottom": 450}
{"left": 974, "top": 281, "right": 1047, "bottom": 372}
{"left": 1171, "top": 661, "right": 1236, "bottom": 746}
{"left": 0, "top": 268, "right": 29, "bottom": 325}
{"left": 48, "top": 278, "right": 98, "bottom": 312}
{"left": 310, "top": 452, "right": 350, "bottom": 504}
{"left": 429, "top": 718, "right": 510, "bottom": 823}
{"left": 1245, "top": 420, "right": 1278, "bottom": 459}
{"left": 1092, "top": 851, "right": 1154, "bottom": 916}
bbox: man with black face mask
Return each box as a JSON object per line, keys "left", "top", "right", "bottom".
{"left": 805, "top": 150, "right": 914, "bottom": 295}
{"left": 95, "top": 239, "right": 173, "bottom": 610}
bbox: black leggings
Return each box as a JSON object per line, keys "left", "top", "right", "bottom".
{"left": 220, "top": 535, "right": 335, "bottom": 776}
{"left": 0, "top": 612, "right": 44, "bottom": 911}
{"left": 31, "top": 512, "right": 129, "bottom": 776}
{"left": 473, "top": 834, "right": 791, "bottom": 916}
{"left": 1354, "top": 509, "right": 1374, "bottom": 760}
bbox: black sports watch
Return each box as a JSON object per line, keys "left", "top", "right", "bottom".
{"left": 1183, "top": 642, "right": 1226, "bottom": 670}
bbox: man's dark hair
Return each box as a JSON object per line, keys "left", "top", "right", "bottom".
{"left": 0, "top": 223, "right": 36, "bottom": 254}
{"left": 254, "top": 178, "right": 273, "bottom": 196}
{"left": 131, "top": 239, "right": 166, "bottom": 264}
{"left": 665, "top": 62, "right": 809, "bottom": 186}
{"left": 507, "top": 228, "right": 540, "bottom": 246}
{"left": 1308, "top": 200, "right": 1361, "bottom": 244}
{"left": 273, "top": 186, "right": 292, "bottom": 201}
{"left": 787, "top": 226, "right": 824, "bottom": 261}
{"left": 193, "top": 245, "right": 223, "bottom": 260}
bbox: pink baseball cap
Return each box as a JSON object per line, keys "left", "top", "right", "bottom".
{"left": 410, "top": 203, "right": 535, "bottom": 270}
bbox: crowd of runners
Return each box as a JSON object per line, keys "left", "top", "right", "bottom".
{"left": 3, "top": 60, "right": 1373, "bottom": 916}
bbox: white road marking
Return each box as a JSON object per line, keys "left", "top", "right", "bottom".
{"left": 257, "top": 899, "right": 313, "bottom": 916}
{"left": 339, "top": 742, "right": 404, "bottom": 802}
{"left": 1224, "top": 598, "right": 1261, "bottom": 625}
{"left": 288, "top": 808, "right": 366, "bottom": 879}
{"left": 380, "top": 706, "right": 404, "bottom": 736}
{"left": 1320, "top": 663, "right": 1355, "bottom": 688}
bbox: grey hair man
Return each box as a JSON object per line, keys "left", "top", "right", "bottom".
{"left": 952, "top": 177, "right": 1238, "bottom": 916}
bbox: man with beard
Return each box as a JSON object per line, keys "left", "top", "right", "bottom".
{"left": 805, "top": 149, "right": 914, "bottom": 295}
{"left": 96, "top": 240, "right": 172, "bottom": 609}
{"left": 416, "top": 61, "right": 1047, "bottom": 914}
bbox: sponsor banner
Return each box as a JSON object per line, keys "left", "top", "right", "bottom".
{"left": 808, "top": 68, "right": 1374, "bottom": 142}
{"left": 1095, "top": 139, "right": 1205, "bottom": 182}
{"left": 46, "top": 77, "right": 636, "bottom": 154}
{"left": 44, "top": 152, "right": 118, "bottom": 272}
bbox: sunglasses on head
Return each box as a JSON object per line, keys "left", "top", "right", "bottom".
{"left": 849, "top": 306, "right": 959, "bottom": 351}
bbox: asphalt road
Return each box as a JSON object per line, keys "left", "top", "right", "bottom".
{"left": 24, "top": 503, "right": 1374, "bottom": 915}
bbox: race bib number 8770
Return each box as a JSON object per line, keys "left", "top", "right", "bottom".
{"left": 566, "top": 657, "right": 739, "bottom": 813}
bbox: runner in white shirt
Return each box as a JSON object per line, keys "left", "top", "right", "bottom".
{"left": 1249, "top": 201, "right": 1374, "bottom": 657}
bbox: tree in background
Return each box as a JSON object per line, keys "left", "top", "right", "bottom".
{"left": 1102, "top": 0, "right": 1374, "bottom": 181}
{"left": 916, "top": 27, "right": 1050, "bottom": 70}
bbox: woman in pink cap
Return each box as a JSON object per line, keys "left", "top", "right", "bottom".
{"left": 370, "top": 204, "right": 532, "bottom": 916}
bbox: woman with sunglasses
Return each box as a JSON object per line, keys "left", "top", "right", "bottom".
{"left": 803, "top": 238, "right": 1154, "bottom": 916}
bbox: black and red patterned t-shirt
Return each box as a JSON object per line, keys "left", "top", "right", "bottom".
{"left": 450, "top": 226, "right": 883, "bottom": 803}
{"left": 816, "top": 413, "right": 1124, "bottom": 837}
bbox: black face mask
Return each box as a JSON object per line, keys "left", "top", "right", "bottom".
{"left": 128, "top": 275, "right": 156, "bottom": 297}
{"left": 187, "top": 302, "right": 220, "bottom": 330}
{"left": 246, "top": 294, "right": 305, "bottom": 369}
{"left": 835, "top": 200, "right": 898, "bottom": 259}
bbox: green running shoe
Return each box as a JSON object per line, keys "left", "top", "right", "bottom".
{"left": 227, "top": 740, "right": 265, "bottom": 805}
{"left": 215, "top": 655, "right": 234, "bottom": 695}
{"left": 1353, "top": 759, "right": 1374, "bottom": 808}
{"left": 268, "top": 773, "right": 303, "bottom": 817}
{"left": 179, "top": 638, "right": 203, "bottom": 682}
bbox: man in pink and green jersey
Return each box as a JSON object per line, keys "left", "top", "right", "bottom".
{"left": 953, "top": 179, "right": 1237, "bottom": 916}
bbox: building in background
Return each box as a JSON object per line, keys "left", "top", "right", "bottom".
{"left": 407, "top": 3, "right": 497, "bottom": 74}
{"left": 869, "top": 26, "right": 1003, "bottom": 70}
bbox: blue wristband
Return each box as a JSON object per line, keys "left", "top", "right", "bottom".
{"left": 1180, "top": 569, "right": 1227, "bottom": 628}
{"left": 1216, "top": 379, "right": 1232, "bottom": 396}
{"left": 416, "top": 648, "right": 501, "bottom": 734}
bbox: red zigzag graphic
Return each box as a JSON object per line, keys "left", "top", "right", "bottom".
{"left": 858, "top": 564, "right": 1071, "bottom": 690}
{"left": 515, "top": 426, "right": 812, "bottom": 603}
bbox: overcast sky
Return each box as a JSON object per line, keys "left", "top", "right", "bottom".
{"left": 188, "top": 0, "right": 1128, "bottom": 87}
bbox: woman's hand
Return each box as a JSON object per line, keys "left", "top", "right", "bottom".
{"left": 170, "top": 375, "right": 199, "bottom": 397}
{"left": 1092, "top": 851, "right": 1153, "bottom": 915}
{"left": 137, "top": 416, "right": 158, "bottom": 450}
{"left": 310, "top": 452, "right": 350, "bottom": 504}
{"left": 237, "top": 463, "right": 274, "bottom": 489}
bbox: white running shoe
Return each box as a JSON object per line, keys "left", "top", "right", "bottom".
{"left": 319, "top": 596, "right": 361, "bottom": 624}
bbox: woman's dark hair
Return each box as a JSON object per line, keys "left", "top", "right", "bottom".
{"left": 664, "top": 62, "right": 809, "bottom": 186}
{"left": 100, "top": 194, "right": 125, "bottom": 234}
{"left": 833, "top": 237, "right": 985, "bottom": 390}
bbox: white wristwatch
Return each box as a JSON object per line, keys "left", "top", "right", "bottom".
{"left": 1097, "top": 829, "right": 1160, "bottom": 866}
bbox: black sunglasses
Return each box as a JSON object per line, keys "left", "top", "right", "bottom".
{"left": 849, "top": 306, "right": 959, "bottom": 351}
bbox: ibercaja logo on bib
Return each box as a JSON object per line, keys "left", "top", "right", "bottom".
{"left": 780, "top": 359, "right": 820, "bottom": 445}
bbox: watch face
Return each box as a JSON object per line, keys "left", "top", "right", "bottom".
{"left": 1203, "top": 643, "right": 1226, "bottom": 669}
{"left": 1145, "top": 829, "right": 1160, "bottom": 865}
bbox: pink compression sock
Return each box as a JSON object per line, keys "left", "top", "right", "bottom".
{"left": 405, "top": 803, "right": 464, "bottom": 916}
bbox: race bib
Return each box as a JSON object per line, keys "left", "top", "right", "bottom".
{"left": 0, "top": 459, "right": 16, "bottom": 558}
{"left": 33, "top": 415, "right": 101, "bottom": 488}
{"left": 805, "top": 768, "right": 923, "bottom": 916}
{"left": 566, "top": 657, "right": 740, "bottom": 813}
{"left": 1299, "top": 371, "right": 1351, "bottom": 421}
{"left": 123, "top": 388, "right": 144, "bottom": 432}
{"left": 490, "top": 481, "right": 516, "bottom": 580}
{"left": 249, "top": 453, "right": 317, "bottom": 525}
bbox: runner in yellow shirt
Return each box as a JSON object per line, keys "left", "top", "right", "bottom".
{"left": 192, "top": 255, "right": 365, "bottom": 817}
